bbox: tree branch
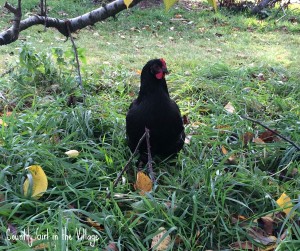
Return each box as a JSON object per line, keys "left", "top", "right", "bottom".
{"left": 0, "top": 0, "right": 144, "bottom": 46}
{"left": 251, "top": 0, "right": 280, "bottom": 14}
{"left": 241, "top": 115, "right": 300, "bottom": 151}
{"left": 2, "top": 0, "right": 22, "bottom": 45}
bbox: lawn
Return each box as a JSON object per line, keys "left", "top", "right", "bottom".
{"left": 0, "top": 0, "right": 300, "bottom": 250}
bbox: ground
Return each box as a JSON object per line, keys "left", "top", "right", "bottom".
{"left": 0, "top": 1, "right": 300, "bottom": 250}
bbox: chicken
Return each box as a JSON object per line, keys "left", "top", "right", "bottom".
{"left": 126, "top": 58, "right": 185, "bottom": 163}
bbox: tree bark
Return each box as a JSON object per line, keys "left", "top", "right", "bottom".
{"left": 0, "top": 0, "right": 144, "bottom": 46}
{"left": 251, "top": 0, "right": 280, "bottom": 14}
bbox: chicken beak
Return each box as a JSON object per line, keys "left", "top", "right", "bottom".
{"left": 163, "top": 67, "right": 169, "bottom": 75}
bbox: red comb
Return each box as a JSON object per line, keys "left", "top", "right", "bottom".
{"left": 160, "top": 58, "right": 166, "bottom": 68}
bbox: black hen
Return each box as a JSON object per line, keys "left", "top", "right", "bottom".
{"left": 126, "top": 58, "right": 185, "bottom": 162}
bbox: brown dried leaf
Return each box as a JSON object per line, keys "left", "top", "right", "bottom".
{"left": 258, "top": 130, "right": 279, "bottom": 143}
{"left": 33, "top": 243, "right": 49, "bottom": 250}
{"left": 248, "top": 227, "right": 277, "bottom": 245}
{"left": 230, "top": 241, "right": 258, "bottom": 250}
{"left": 231, "top": 215, "right": 248, "bottom": 224}
{"left": 258, "top": 216, "right": 274, "bottom": 235}
{"left": 215, "top": 124, "right": 231, "bottom": 134}
{"left": 151, "top": 227, "right": 171, "bottom": 251}
{"left": 86, "top": 217, "right": 104, "bottom": 231}
{"left": 242, "top": 132, "right": 254, "bottom": 146}
{"left": 134, "top": 171, "right": 152, "bottom": 195}
{"left": 221, "top": 146, "right": 236, "bottom": 164}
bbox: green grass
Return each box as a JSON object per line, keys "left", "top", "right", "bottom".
{"left": 1, "top": 1, "right": 300, "bottom": 250}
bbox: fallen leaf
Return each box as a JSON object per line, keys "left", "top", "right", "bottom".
{"left": 257, "top": 216, "right": 274, "bottom": 235}
{"left": 134, "top": 171, "right": 152, "bottom": 195}
{"left": 276, "top": 193, "right": 293, "bottom": 215}
{"left": 33, "top": 243, "right": 49, "bottom": 250}
{"left": 163, "top": 0, "right": 178, "bottom": 11}
{"left": 151, "top": 227, "right": 171, "bottom": 250}
{"left": 261, "top": 244, "right": 277, "bottom": 251}
{"left": 65, "top": 150, "right": 79, "bottom": 158}
{"left": 105, "top": 242, "right": 118, "bottom": 251}
{"left": 221, "top": 146, "right": 236, "bottom": 164}
{"left": 242, "top": 132, "right": 254, "bottom": 146}
{"left": 0, "top": 119, "right": 8, "bottom": 127}
{"left": 248, "top": 227, "right": 277, "bottom": 245}
{"left": 231, "top": 215, "right": 248, "bottom": 227}
{"left": 253, "top": 137, "right": 266, "bottom": 144}
{"left": 230, "top": 241, "right": 257, "bottom": 250}
{"left": 23, "top": 165, "right": 48, "bottom": 199}
{"left": 258, "top": 130, "right": 279, "bottom": 143}
{"left": 86, "top": 217, "right": 104, "bottom": 231}
{"left": 124, "top": 0, "right": 133, "bottom": 8}
{"left": 215, "top": 124, "right": 231, "bottom": 130}
{"left": 257, "top": 73, "right": 265, "bottom": 81}
{"left": 174, "top": 14, "right": 182, "bottom": 18}
{"left": 215, "top": 124, "right": 231, "bottom": 134}
{"left": 224, "top": 102, "right": 235, "bottom": 114}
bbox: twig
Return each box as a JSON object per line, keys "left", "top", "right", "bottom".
{"left": 274, "top": 0, "right": 290, "bottom": 22}
{"left": 145, "top": 127, "right": 155, "bottom": 183}
{"left": 106, "top": 131, "right": 147, "bottom": 199}
{"left": 66, "top": 21, "right": 85, "bottom": 100}
{"left": 240, "top": 114, "right": 300, "bottom": 151}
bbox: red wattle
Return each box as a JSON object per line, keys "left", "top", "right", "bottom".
{"left": 156, "top": 72, "right": 164, "bottom": 79}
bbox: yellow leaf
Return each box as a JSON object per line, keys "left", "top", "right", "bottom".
{"left": 221, "top": 145, "right": 228, "bottom": 155}
{"left": 23, "top": 165, "right": 48, "bottom": 199}
{"left": 134, "top": 171, "right": 152, "bottom": 195}
{"left": 207, "top": 0, "right": 218, "bottom": 12}
{"left": 151, "top": 227, "right": 171, "bottom": 250}
{"left": 65, "top": 150, "right": 79, "bottom": 158}
{"left": 221, "top": 146, "right": 236, "bottom": 163}
{"left": 0, "top": 119, "right": 8, "bottom": 127}
{"left": 163, "top": 0, "right": 178, "bottom": 11}
{"left": 124, "top": 0, "right": 133, "bottom": 8}
{"left": 276, "top": 193, "right": 293, "bottom": 215}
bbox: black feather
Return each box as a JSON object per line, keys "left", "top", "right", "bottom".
{"left": 126, "top": 59, "right": 185, "bottom": 161}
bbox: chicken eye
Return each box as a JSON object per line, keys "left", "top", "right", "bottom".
{"left": 150, "top": 64, "right": 162, "bottom": 75}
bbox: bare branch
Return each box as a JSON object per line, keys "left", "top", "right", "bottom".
{"left": 145, "top": 127, "right": 155, "bottom": 183}
{"left": 241, "top": 115, "right": 300, "bottom": 151}
{"left": 66, "top": 21, "right": 85, "bottom": 98}
{"left": 106, "top": 131, "right": 147, "bottom": 199}
{"left": 251, "top": 0, "right": 281, "bottom": 14}
{"left": 0, "top": 0, "right": 144, "bottom": 46}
